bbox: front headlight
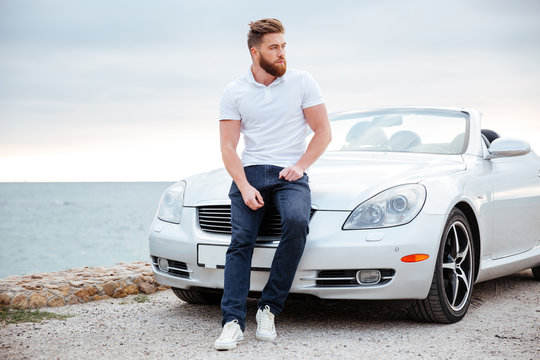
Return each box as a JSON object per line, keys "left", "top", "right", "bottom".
{"left": 343, "top": 184, "right": 426, "bottom": 229}
{"left": 157, "top": 181, "right": 186, "bottom": 224}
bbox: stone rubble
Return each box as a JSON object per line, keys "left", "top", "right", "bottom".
{"left": 0, "top": 261, "right": 168, "bottom": 309}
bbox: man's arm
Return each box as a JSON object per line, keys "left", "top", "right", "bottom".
{"left": 220, "top": 120, "right": 265, "bottom": 210}
{"left": 279, "top": 103, "right": 332, "bottom": 181}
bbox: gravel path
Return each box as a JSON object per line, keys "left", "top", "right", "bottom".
{"left": 1, "top": 270, "right": 539, "bottom": 360}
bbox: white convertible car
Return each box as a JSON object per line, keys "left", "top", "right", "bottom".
{"left": 149, "top": 107, "right": 540, "bottom": 323}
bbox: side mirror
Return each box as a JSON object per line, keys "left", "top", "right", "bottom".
{"left": 486, "top": 138, "right": 530, "bottom": 160}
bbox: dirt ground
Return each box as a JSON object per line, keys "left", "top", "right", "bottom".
{"left": 1, "top": 270, "right": 539, "bottom": 360}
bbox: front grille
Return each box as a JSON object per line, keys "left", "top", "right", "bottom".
{"left": 315, "top": 269, "right": 395, "bottom": 287}
{"left": 151, "top": 256, "right": 191, "bottom": 278}
{"left": 198, "top": 205, "right": 315, "bottom": 237}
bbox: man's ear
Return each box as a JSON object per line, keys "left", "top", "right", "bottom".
{"left": 250, "top": 46, "right": 259, "bottom": 60}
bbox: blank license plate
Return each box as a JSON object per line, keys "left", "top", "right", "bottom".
{"left": 197, "top": 244, "right": 276, "bottom": 270}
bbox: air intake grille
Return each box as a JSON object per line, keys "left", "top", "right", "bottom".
{"left": 198, "top": 205, "right": 314, "bottom": 237}
{"left": 315, "top": 269, "right": 395, "bottom": 287}
{"left": 151, "top": 256, "right": 190, "bottom": 278}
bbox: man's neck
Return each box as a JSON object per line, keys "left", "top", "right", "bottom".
{"left": 251, "top": 64, "right": 276, "bottom": 87}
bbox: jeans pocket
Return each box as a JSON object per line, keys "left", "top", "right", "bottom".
{"left": 297, "top": 174, "right": 309, "bottom": 184}
{"left": 228, "top": 181, "right": 240, "bottom": 198}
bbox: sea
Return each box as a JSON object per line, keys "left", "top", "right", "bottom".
{"left": 0, "top": 182, "right": 173, "bottom": 278}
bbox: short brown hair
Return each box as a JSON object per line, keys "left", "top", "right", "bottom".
{"left": 247, "top": 18, "right": 285, "bottom": 50}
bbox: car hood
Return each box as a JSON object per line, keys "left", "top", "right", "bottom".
{"left": 183, "top": 152, "right": 466, "bottom": 210}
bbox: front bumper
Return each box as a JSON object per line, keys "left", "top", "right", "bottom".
{"left": 149, "top": 207, "right": 447, "bottom": 300}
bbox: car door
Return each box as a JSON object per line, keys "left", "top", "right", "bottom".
{"left": 489, "top": 152, "right": 540, "bottom": 259}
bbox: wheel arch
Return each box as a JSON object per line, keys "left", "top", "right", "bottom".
{"left": 454, "top": 201, "right": 481, "bottom": 282}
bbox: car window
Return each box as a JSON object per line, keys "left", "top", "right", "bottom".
{"left": 327, "top": 110, "right": 469, "bottom": 155}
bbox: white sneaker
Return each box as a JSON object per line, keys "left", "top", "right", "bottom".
{"left": 214, "top": 320, "right": 244, "bottom": 350}
{"left": 256, "top": 305, "right": 277, "bottom": 341}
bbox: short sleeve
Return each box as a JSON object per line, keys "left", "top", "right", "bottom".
{"left": 301, "top": 72, "right": 324, "bottom": 109}
{"left": 218, "top": 87, "right": 241, "bottom": 120}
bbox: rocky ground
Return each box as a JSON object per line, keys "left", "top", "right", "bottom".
{"left": 0, "top": 262, "right": 167, "bottom": 309}
{"left": 1, "top": 270, "right": 539, "bottom": 360}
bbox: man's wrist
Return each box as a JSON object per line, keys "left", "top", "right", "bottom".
{"left": 237, "top": 181, "right": 252, "bottom": 193}
{"left": 294, "top": 163, "right": 307, "bottom": 173}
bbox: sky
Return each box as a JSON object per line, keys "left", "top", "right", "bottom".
{"left": 1, "top": 0, "right": 539, "bottom": 182}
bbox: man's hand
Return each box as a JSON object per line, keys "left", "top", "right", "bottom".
{"left": 239, "top": 184, "right": 265, "bottom": 210}
{"left": 279, "top": 165, "right": 304, "bottom": 182}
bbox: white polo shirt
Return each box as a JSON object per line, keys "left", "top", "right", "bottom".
{"left": 219, "top": 68, "right": 324, "bottom": 168}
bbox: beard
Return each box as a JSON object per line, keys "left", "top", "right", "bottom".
{"left": 259, "top": 53, "right": 287, "bottom": 77}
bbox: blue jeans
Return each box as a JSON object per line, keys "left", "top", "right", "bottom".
{"left": 221, "top": 165, "right": 311, "bottom": 331}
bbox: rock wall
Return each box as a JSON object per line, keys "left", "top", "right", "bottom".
{"left": 0, "top": 262, "right": 168, "bottom": 309}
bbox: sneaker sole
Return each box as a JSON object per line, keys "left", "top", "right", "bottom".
{"left": 255, "top": 332, "right": 277, "bottom": 341}
{"left": 214, "top": 342, "right": 237, "bottom": 351}
{"left": 214, "top": 334, "right": 244, "bottom": 350}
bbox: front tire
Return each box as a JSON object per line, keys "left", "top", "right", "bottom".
{"left": 409, "top": 208, "right": 475, "bottom": 323}
{"left": 532, "top": 266, "right": 540, "bottom": 280}
{"left": 171, "top": 287, "right": 222, "bottom": 305}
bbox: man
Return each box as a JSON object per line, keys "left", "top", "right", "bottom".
{"left": 215, "top": 18, "right": 331, "bottom": 350}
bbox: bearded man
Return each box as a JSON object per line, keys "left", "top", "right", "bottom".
{"left": 215, "top": 18, "right": 331, "bottom": 350}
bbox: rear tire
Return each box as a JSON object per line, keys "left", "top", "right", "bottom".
{"left": 409, "top": 208, "right": 475, "bottom": 323}
{"left": 532, "top": 266, "right": 540, "bottom": 280}
{"left": 171, "top": 287, "right": 222, "bottom": 305}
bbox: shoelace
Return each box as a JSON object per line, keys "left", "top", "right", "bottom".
{"left": 259, "top": 305, "right": 275, "bottom": 332}
{"left": 221, "top": 320, "right": 240, "bottom": 339}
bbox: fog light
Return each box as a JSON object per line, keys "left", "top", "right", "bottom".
{"left": 356, "top": 270, "right": 381, "bottom": 284}
{"left": 158, "top": 258, "right": 169, "bottom": 272}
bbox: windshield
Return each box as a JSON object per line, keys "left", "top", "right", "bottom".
{"left": 327, "top": 109, "right": 469, "bottom": 155}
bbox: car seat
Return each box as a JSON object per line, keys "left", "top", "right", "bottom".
{"left": 388, "top": 130, "right": 421, "bottom": 151}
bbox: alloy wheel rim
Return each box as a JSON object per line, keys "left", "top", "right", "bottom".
{"left": 441, "top": 220, "right": 473, "bottom": 312}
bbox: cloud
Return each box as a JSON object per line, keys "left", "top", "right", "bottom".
{"left": 1, "top": 0, "right": 539, "bottom": 181}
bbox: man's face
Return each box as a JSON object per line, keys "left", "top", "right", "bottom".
{"left": 254, "top": 33, "right": 286, "bottom": 77}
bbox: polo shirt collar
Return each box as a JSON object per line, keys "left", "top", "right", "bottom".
{"left": 247, "top": 66, "right": 288, "bottom": 87}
